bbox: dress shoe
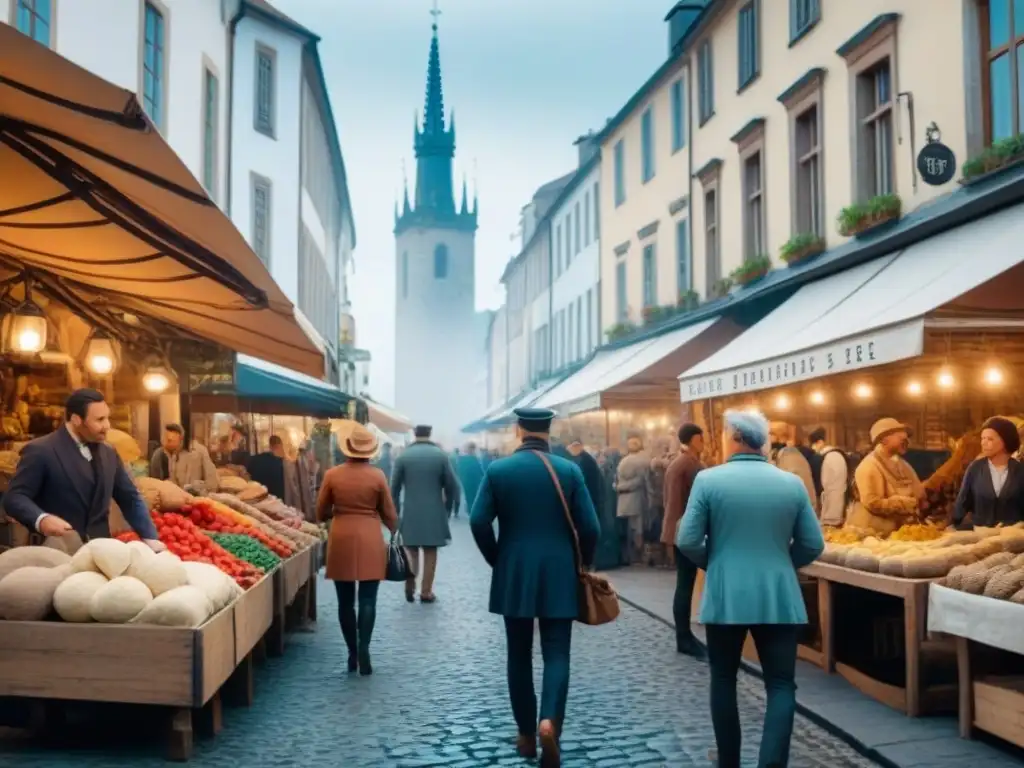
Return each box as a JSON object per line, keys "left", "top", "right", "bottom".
{"left": 419, "top": 593, "right": 437, "bottom": 604}
{"left": 539, "top": 719, "right": 560, "bottom": 767}
{"left": 358, "top": 650, "right": 373, "bottom": 676}
{"left": 515, "top": 732, "right": 537, "bottom": 758}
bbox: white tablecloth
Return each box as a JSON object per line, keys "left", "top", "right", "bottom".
{"left": 928, "top": 584, "right": 1024, "bottom": 655}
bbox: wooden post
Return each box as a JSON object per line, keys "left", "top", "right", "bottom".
{"left": 904, "top": 582, "right": 928, "bottom": 717}
{"left": 195, "top": 692, "right": 223, "bottom": 737}
{"left": 818, "top": 577, "right": 835, "bottom": 673}
{"left": 957, "top": 636, "right": 974, "bottom": 739}
{"left": 223, "top": 653, "right": 255, "bottom": 708}
{"left": 166, "top": 708, "right": 193, "bottom": 762}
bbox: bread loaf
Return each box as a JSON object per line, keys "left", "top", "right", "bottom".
{"left": 983, "top": 568, "right": 1024, "bottom": 600}
{"left": 845, "top": 548, "right": 880, "bottom": 572}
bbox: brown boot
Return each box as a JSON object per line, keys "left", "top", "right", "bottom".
{"left": 515, "top": 732, "right": 537, "bottom": 758}
{"left": 539, "top": 719, "right": 560, "bottom": 767}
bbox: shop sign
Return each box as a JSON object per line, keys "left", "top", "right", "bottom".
{"left": 175, "top": 350, "right": 235, "bottom": 394}
{"left": 678, "top": 320, "right": 924, "bottom": 402}
{"left": 917, "top": 122, "right": 956, "bottom": 186}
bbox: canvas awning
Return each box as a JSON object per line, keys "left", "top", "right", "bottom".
{"left": 366, "top": 399, "right": 413, "bottom": 434}
{"left": 486, "top": 377, "right": 565, "bottom": 426}
{"left": 0, "top": 26, "right": 324, "bottom": 378}
{"left": 537, "top": 317, "right": 735, "bottom": 415}
{"left": 678, "top": 201, "right": 1024, "bottom": 402}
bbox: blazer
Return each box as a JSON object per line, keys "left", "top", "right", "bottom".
{"left": 470, "top": 438, "right": 600, "bottom": 619}
{"left": 4, "top": 427, "right": 157, "bottom": 540}
{"left": 953, "top": 457, "right": 1024, "bottom": 528}
{"left": 677, "top": 453, "right": 824, "bottom": 625}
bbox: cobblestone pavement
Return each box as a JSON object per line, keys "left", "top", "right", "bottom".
{"left": 3, "top": 520, "right": 883, "bottom": 768}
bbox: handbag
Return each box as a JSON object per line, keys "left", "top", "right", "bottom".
{"left": 531, "top": 451, "right": 620, "bottom": 626}
{"left": 385, "top": 531, "right": 415, "bottom": 582}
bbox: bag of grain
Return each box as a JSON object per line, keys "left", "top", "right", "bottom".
{"left": 983, "top": 567, "right": 1024, "bottom": 600}
{"left": 844, "top": 548, "right": 880, "bottom": 572}
{"left": 131, "top": 585, "right": 213, "bottom": 628}
{"left": 43, "top": 531, "right": 83, "bottom": 555}
{"left": 90, "top": 576, "right": 153, "bottom": 623}
{"left": 124, "top": 540, "right": 156, "bottom": 578}
{"left": 0, "top": 565, "right": 68, "bottom": 620}
{"left": 134, "top": 477, "right": 192, "bottom": 512}
{"left": 943, "top": 563, "right": 970, "bottom": 589}
{"left": 182, "top": 561, "right": 242, "bottom": 612}
{"left": 0, "top": 545, "right": 71, "bottom": 582}
{"left": 53, "top": 571, "right": 109, "bottom": 622}
{"left": 135, "top": 551, "right": 188, "bottom": 596}
{"left": 86, "top": 538, "right": 131, "bottom": 579}
{"left": 903, "top": 554, "right": 954, "bottom": 579}
{"left": 218, "top": 476, "right": 248, "bottom": 494}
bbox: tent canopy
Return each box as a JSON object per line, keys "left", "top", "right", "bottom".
{"left": 365, "top": 399, "right": 413, "bottom": 434}
{"left": 0, "top": 26, "right": 324, "bottom": 378}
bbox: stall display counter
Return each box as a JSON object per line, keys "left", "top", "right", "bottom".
{"left": 0, "top": 571, "right": 276, "bottom": 761}
{"left": 267, "top": 544, "right": 317, "bottom": 655}
{"left": 928, "top": 584, "right": 1024, "bottom": 747}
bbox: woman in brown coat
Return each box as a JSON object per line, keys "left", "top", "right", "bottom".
{"left": 317, "top": 424, "right": 398, "bottom": 675}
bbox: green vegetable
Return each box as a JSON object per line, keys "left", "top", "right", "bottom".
{"left": 209, "top": 532, "right": 281, "bottom": 573}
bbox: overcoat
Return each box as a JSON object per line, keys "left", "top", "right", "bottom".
{"left": 469, "top": 438, "right": 600, "bottom": 619}
{"left": 391, "top": 440, "right": 459, "bottom": 547}
{"left": 456, "top": 452, "right": 485, "bottom": 508}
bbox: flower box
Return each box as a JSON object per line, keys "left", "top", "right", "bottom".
{"left": 780, "top": 235, "right": 826, "bottom": 267}
{"left": 837, "top": 195, "right": 901, "bottom": 239}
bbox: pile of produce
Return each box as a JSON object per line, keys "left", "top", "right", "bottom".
{"left": 184, "top": 499, "right": 293, "bottom": 558}
{"left": 823, "top": 526, "right": 870, "bottom": 545}
{"left": 820, "top": 524, "right": 1024, "bottom": 579}
{"left": 120, "top": 510, "right": 263, "bottom": 589}
{"left": 207, "top": 492, "right": 319, "bottom": 549}
{"left": 942, "top": 551, "right": 1024, "bottom": 604}
{"left": 208, "top": 532, "right": 281, "bottom": 572}
{"left": 0, "top": 539, "right": 241, "bottom": 627}
{"left": 889, "top": 522, "right": 946, "bottom": 542}
{"left": 135, "top": 476, "right": 193, "bottom": 513}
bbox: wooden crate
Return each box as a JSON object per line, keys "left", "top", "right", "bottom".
{"left": 281, "top": 546, "right": 313, "bottom": 607}
{"left": 233, "top": 571, "right": 274, "bottom": 661}
{"left": 973, "top": 676, "right": 1024, "bottom": 748}
{"left": 0, "top": 603, "right": 235, "bottom": 708}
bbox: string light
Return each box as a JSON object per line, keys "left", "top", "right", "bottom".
{"left": 809, "top": 390, "right": 825, "bottom": 405}
{"left": 937, "top": 370, "right": 955, "bottom": 389}
{"left": 906, "top": 380, "right": 923, "bottom": 396}
{"left": 774, "top": 393, "right": 791, "bottom": 410}
{"left": 853, "top": 383, "right": 873, "bottom": 400}
{"left": 984, "top": 366, "right": 1004, "bottom": 387}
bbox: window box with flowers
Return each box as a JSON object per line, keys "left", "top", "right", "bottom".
{"left": 960, "top": 134, "right": 1024, "bottom": 186}
{"left": 709, "top": 277, "right": 733, "bottom": 299}
{"left": 678, "top": 290, "right": 700, "bottom": 311}
{"left": 730, "top": 255, "right": 772, "bottom": 287}
{"left": 606, "top": 321, "right": 637, "bottom": 342}
{"left": 642, "top": 305, "right": 676, "bottom": 326}
{"left": 836, "top": 194, "right": 901, "bottom": 238}
{"left": 779, "top": 233, "right": 826, "bottom": 267}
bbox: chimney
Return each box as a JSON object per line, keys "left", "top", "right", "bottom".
{"left": 665, "top": 1, "right": 707, "bottom": 56}
{"left": 573, "top": 131, "right": 599, "bottom": 167}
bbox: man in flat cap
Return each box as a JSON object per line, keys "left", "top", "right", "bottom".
{"left": 391, "top": 424, "right": 460, "bottom": 603}
{"left": 470, "top": 407, "right": 600, "bottom": 765}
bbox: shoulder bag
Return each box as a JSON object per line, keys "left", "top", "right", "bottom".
{"left": 531, "top": 450, "right": 620, "bottom": 626}
{"left": 385, "top": 531, "right": 415, "bottom": 582}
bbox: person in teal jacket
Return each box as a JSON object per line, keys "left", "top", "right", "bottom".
{"left": 677, "top": 408, "right": 824, "bottom": 768}
{"left": 470, "top": 407, "right": 600, "bottom": 767}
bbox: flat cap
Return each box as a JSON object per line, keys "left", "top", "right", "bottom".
{"left": 515, "top": 407, "right": 555, "bottom": 432}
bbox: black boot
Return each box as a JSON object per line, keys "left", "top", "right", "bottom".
{"left": 339, "top": 609, "right": 357, "bottom": 672}
{"left": 357, "top": 603, "right": 376, "bottom": 675}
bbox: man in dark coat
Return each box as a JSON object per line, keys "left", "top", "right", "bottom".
{"left": 456, "top": 442, "right": 485, "bottom": 515}
{"left": 4, "top": 388, "right": 161, "bottom": 547}
{"left": 391, "top": 425, "right": 460, "bottom": 602}
{"left": 469, "top": 408, "right": 600, "bottom": 765}
{"left": 246, "top": 435, "right": 287, "bottom": 499}
{"left": 566, "top": 436, "right": 602, "bottom": 512}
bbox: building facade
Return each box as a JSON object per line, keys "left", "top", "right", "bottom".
{"left": 393, "top": 18, "right": 485, "bottom": 441}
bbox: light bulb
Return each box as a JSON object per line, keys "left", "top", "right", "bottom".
{"left": 744, "top": 403, "right": 759, "bottom": 413}
{"left": 645, "top": 421, "right": 655, "bottom": 430}
{"left": 88, "top": 354, "right": 114, "bottom": 375}
{"left": 16, "top": 329, "right": 41, "bottom": 353}
{"left": 937, "top": 370, "right": 955, "bottom": 389}
{"left": 774, "top": 393, "right": 791, "bottom": 410}
{"left": 809, "top": 390, "right": 825, "bottom": 405}
{"left": 906, "top": 380, "right": 923, "bottom": 396}
{"left": 984, "top": 367, "right": 1004, "bottom": 386}
{"left": 854, "top": 383, "right": 873, "bottom": 399}
{"left": 142, "top": 370, "right": 170, "bottom": 393}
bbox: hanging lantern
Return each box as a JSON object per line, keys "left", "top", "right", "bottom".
{"left": 2, "top": 297, "right": 48, "bottom": 357}
{"left": 83, "top": 330, "right": 119, "bottom": 376}
{"left": 142, "top": 362, "right": 174, "bottom": 394}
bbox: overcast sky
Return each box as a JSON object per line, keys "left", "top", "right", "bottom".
{"left": 274, "top": 0, "right": 673, "bottom": 406}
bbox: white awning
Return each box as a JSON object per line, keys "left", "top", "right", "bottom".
{"left": 678, "top": 201, "right": 1024, "bottom": 402}
{"left": 538, "top": 318, "right": 722, "bottom": 415}
{"left": 488, "top": 377, "right": 564, "bottom": 425}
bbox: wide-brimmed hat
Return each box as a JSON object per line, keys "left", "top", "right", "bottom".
{"left": 341, "top": 424, "right": 378, "bottom": 459}
{"left": 870, "top": 417, "right": 909, "bottom": 445}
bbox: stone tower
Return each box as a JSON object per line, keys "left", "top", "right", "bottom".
{"left": 394, "top": 14, "right": 480, "bottom": 443}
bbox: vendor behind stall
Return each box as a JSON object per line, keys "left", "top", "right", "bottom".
{"left": 847, "top": 417, "right": 924, "bottom": 535}
{"left": 2, "top": 388, "right": 163, "bottom": 549}
{"left": 247, "top": 435, "right": 287, "bottom": 499}
{"left": 149, "top": 423, "right": 219, "bottom": 493}
{"left": 953, "top": 416, "right": 1024, "bottom": 529}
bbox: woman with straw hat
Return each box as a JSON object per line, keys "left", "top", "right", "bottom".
{"left": 317, "top": 423, "right": 399, "bottom": 675}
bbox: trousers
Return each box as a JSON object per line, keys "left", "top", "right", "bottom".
{"left": 503, "top": 617, "right": 573, "bottom": 735}
{"left": 404, "top": 546, "right": 438, "bottom": 594}
{"left": 705, "top": 624, "right": 799, "bottom": 768}
{"left": 673, "top": 547, "right": 699, "bottom": 645}
{"left": 334, "top": 580, "right": 379, "bottom": 655}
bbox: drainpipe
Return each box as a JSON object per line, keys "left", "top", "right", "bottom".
{"left": 687, "top": 57, "right": 695, "bottom": 296}
{"left": 547, "top": 218, "right": 553, "bottom": 378}
{"left": 225, "top": 7, "right": 243, "bottom": 216}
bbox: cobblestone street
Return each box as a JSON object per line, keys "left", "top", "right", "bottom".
{"left": 4, "top": 520, "right": 883, "bottom": 768}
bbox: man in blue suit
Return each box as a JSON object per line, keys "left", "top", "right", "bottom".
{"left": 470, "top": 407, "right": 600, "bottom": 767}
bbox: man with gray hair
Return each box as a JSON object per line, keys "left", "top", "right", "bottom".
{"left": 677, "top": 408, "right": 823, "bottom": 768}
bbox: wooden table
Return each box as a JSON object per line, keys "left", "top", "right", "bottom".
{"left": 801, "top": 562, "right": 945, "bottom": 716}
{"left": 928, "top": 584, "right": 1024, "bottom": 746}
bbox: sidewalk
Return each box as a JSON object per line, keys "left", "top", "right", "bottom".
{"left": 606, "top": 566, "right": 1024, "bottom": 768}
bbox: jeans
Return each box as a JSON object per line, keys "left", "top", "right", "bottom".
{"left": 705, "top": 624, "right": 799, "bottom": 768}
{"left": 334, "top": 580, "right": 380, "bottom": 656}
{"left": 673, "top": 547, "right": 699, "bottom": 646}
{"left": 504, "top": 618, "right": 573, "bottom": 735}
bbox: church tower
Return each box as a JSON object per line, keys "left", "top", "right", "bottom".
{"left": 394, "top": 12, "right": 479, "bottom": 441}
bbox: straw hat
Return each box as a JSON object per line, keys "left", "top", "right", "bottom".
{"left": 870, "top": 417, "right": 908, "bottom": 444}
{"left": 341, "top": 424, "right": 379, "bottom": 459}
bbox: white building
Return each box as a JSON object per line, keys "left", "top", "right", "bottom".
{"left": 4, "top": 0, "right": 356, "bottom": 387}
{"left": 228, "top": 0, "right": 355, "bottom": 384}
{"left": 549, "top": 136, "right": 601, "bottom": 371}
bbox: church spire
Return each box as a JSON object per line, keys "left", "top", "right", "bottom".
{"left": 423, "top": 10, "right": 445, "bottom": 138}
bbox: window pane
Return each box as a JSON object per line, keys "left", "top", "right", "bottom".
{"left": 1018, "top": 44, "right": 1024, "bottom": 134}
{"left": 991, "top": 52, "right": 1013, "bottom": 141}
{"left": 991, "top": 0, "right": 1011, "bottom": 48}
{"left": 677, "top": 218, "right": 690, "bottom": 294}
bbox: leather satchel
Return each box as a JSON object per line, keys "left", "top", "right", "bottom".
{"left": 532, "top": 451, "right": 620, "bottom": 626}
